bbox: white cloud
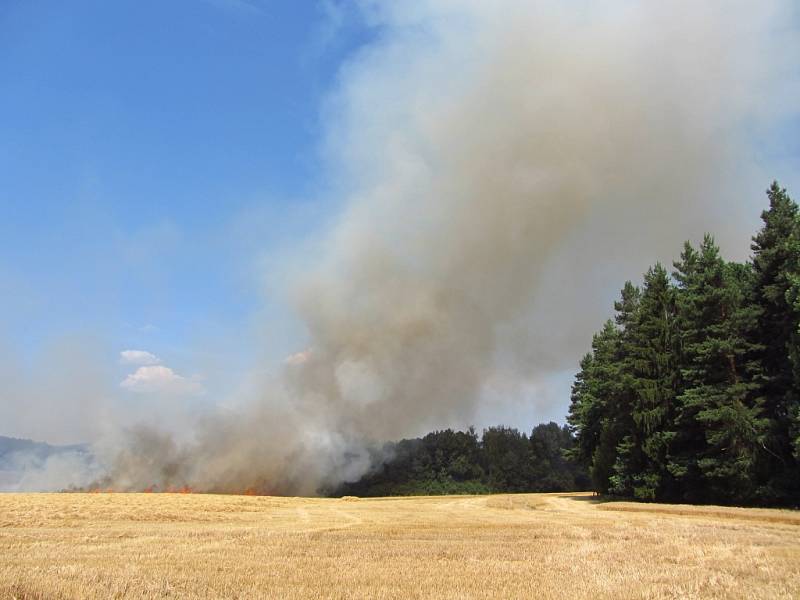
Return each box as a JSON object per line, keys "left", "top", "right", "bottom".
{"left": 285, "top": 349, "right": 312, "bottom": 366}
{"left": 120, "top": 350, "right": 161, "bottom": 366}
{"left": 120, "top": 365, "right": 204, "bottom": 396}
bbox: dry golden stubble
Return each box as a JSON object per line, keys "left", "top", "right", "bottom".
{"left": 0, "top": 492, "right": 798, "bottom": 599}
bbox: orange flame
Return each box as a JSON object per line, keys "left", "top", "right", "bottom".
{"left": 164, "top": 485, "right": 193, "bottom": 494}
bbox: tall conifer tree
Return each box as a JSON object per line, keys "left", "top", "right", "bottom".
{"left": 568, "top": 320, "right": 624, "bottom": 493}
{"left": 672, "top": 236, "right": 765, "bottom": 502}
{"left": 751, "top": 182, "right": 800, "bottom": 501}
{"left": 612, "top": 265, "right": 678, "bottom": 500}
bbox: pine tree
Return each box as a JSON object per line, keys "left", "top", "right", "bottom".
{"left": 605, "top": 281, "right": 643, "bottom": 497}
{"left": 569, "top": 321, "right": 622, "bottom": 493}
{"left": 671, "top": 236, "right": 765, "bottom": 503}
{"left": 786, "top": 232, "right": 800, "bottom": 467}
{"left": 619, "top": 264, "right": 679, "bottom": 500}
{"left": 751, "top": 182, "right": 800, "bottom": 502}
{"left": 669, "top": 240, "right": 704, "bottom": 499}
{"left": 568, "top": 319, "right": 632, "bottom": 493}
{"left": 567, "top": 352, "right": 599, "bottom": 467}
{"left": 568, "top": 284, "right": 642, "bottom": 495}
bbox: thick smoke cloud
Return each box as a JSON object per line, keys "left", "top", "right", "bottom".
{"left": 84, "top": 0, "right": 800, "bottom": 493}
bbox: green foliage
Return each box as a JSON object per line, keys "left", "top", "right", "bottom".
{"left": 568, "top": 319, "right": 629, "bottom": 493}
{"left": 334, "top": 424, "right": 589, "bottom": 497}
{"left": 483, "top": 426, "right": 533, "bottom": 492}
{"left": 671, "top": 237, "right": 765, "bottom": 503}
{"left": 529, "top": 422, "right": 584, "bottom": 491}
{"left": 569, "top": 182, "right": 800, "bottom": 506}
{"left": 750, "top": 182, "right": 800, "bottom": 500}
{"left": 626, "top": 264, "right": 679, "bottom": 498}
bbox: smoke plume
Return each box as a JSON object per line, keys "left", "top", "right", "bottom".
{"left": 89, "top": 0, "right": 799, "bottom": 494}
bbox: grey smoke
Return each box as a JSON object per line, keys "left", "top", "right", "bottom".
{"left": 25, "top": 1, "right": 800, "bottom": 493}
{"left": 0, "top": 436, "right": 98, "bottom": 492}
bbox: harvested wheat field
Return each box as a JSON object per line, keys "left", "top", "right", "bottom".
{"left": 1, "top": 492, "right": 798, "bottom": 599}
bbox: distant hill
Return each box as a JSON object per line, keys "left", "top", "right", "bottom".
{"left": 0, "top": 436, "right": 88, "bottom": 464}
{"left": 0, "top": 436, "right": 91, "bottom": 491}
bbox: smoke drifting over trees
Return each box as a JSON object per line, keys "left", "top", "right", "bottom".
{"left": 9, "top": 1, "right": 800, "bottom": 494}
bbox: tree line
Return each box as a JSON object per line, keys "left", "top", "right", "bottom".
{"left": 568, "top": 182, "right": 800, "bottom": 506}
{"left": 333, "top": 423, "right": 589, "bottom": 497}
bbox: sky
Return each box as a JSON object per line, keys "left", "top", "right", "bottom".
{"left": 0, "top": 1, "right": 374, "bottom": 443}
{"left": 0, "top": 0, "right": 365, "bottom": 347}
{"left": 1, "top": 0, "right": 799, "bottom": 447}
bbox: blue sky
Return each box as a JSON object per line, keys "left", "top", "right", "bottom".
{"left": 0, "top": 1, "right": 370, "bottom": 394}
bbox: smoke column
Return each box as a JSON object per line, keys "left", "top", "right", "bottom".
{"left": 97, "top": 0, "right": 799, "bottom": 494}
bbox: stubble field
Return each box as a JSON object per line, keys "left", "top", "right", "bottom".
{"left": 1, "top": 491, "right": 798, "bottom": 599}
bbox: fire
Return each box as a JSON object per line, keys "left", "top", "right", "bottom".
{"left": 96, "top": 485, "right": 198, "bottom": 493}
{"left": 81, "top": 485, "right": 273, "bottom": 495}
